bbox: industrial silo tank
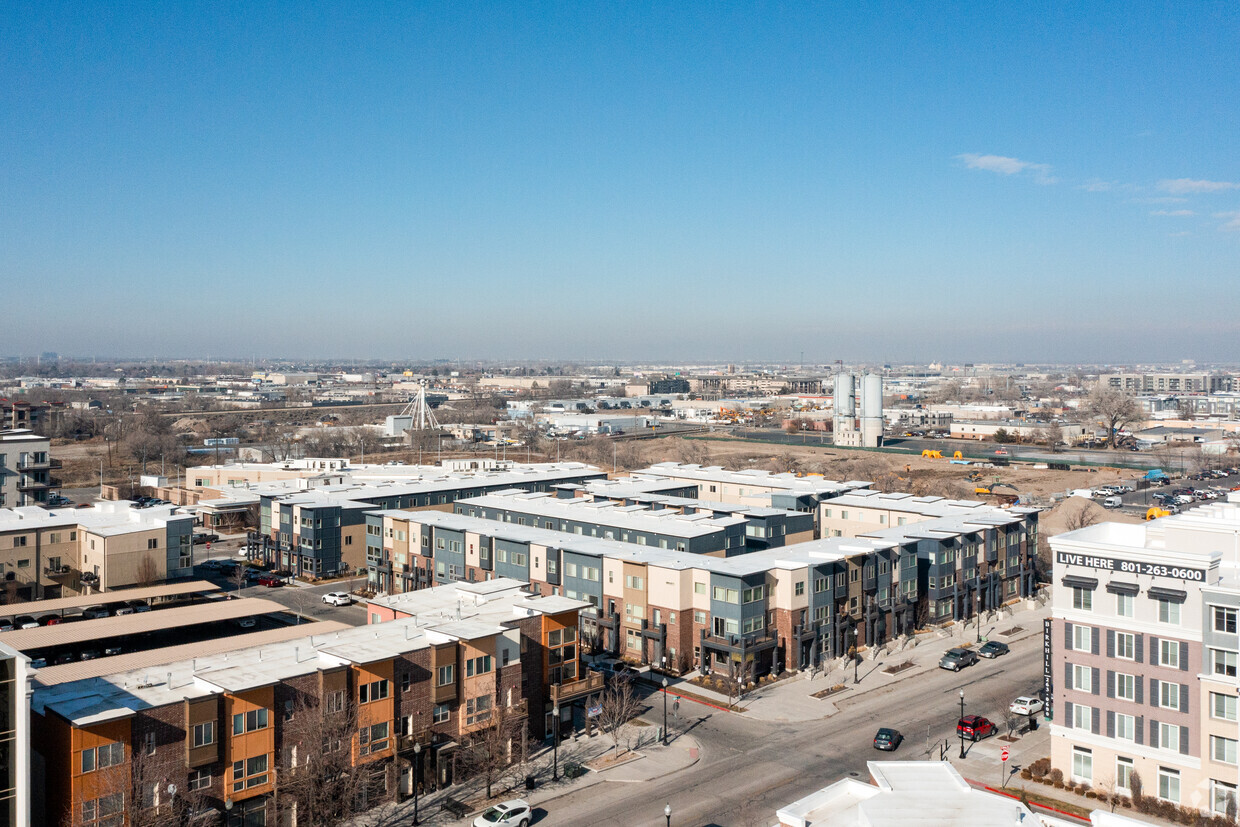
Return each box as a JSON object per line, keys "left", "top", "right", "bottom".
{"left": 861, "top": 374, "right": 883, "bottom": 417}
{"left": 834, "top": 373, "right": 855, "bottom": 416}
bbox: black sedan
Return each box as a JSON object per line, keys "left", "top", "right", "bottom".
{"left": 873, "top": 728, "right": 903, "bottom": 751}
{"left": 979, "top": 641, "right": 1010, "bottom": 659}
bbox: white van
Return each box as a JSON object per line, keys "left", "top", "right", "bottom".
{"left": 1103, "top": 496, "right": 1123, "bottom": 509}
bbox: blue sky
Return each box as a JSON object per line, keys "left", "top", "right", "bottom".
{"left": 2, "top": 2, "right": 1237, "bottom": 363}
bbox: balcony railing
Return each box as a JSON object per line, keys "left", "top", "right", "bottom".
{"left": 17, "top": 458, "right": 59, "bottom": 471}
{"left": 549, "top": 671, "right": 605, "bottom": 705}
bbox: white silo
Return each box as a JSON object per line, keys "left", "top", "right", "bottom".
{"left": 833, "top": 372, "right": 858, "bottom": 446}
{"left": 860, "top": 373, "right": 884, "bottom": 447}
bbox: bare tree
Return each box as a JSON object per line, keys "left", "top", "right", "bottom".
{"left": 459, "top": 701, "right": 523, "bottom": 799}
{"left": 277, "top": 694, "right": 371, "bottom": 827}
{"left": 596, "top": 676, "right": 642, "bottom": 760}
{"left": 1085, "top": 387, "right": 1141, "bottom": 449}
{"left": 231, "top": 561, "right": 249, "bottom": 595}
{"left": 1064, "top": 503, "right": 1101, "bottom": 533}
{"left": 135, "top": 555, "right": 160, "bottom": 588}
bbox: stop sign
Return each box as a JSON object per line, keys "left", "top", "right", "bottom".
{"left": 205, "top": 542, "right": 211, "bottom": 551}
{"left": 1001, "top": 748, "right": 1009, "bottom": 762}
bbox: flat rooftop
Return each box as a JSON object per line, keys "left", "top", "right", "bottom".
{"left": 0, "top": 500, "right": 193, "bottom": 536}
{"left": 636, "top": 462, "right": 871, "bottom": 495}
{"left": 0, "top": 580, "right": 220, "bottom": 617}
{"left": 457, "top": 490, "right": 744, "bottom": 537}
{"left": 0, "top": 597, "right": 287, "bottom": 651}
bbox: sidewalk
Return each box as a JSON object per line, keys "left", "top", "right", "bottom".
{"left": 656, "top": 597, "right": 1052, "bottom": 723}
{"left": 351, "top": 725, "right": 702, "bottom": 826}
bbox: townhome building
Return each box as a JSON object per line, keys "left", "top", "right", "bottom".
{"left": 0, "top": 502, "right": 194, "bottom": 599}
{"left": 1049, "top": 499, "right": 1240, "bottom": 817}
{"left": 30, "top": 580, "right": 589, "bottom": 827}
{"left": 454, "top": 490, "right": 748, "bottom": 556}
{"left": 0, "top": 642, "right": 33, "bottom": 826}
{"left": 0, "top": 429, "right": 58, "bottom": 507}
{"left": 632, "top": 462, "right": 871, "bottom": 514}
{"left": 243, "top": 463, "right": 607, "bottom": 578}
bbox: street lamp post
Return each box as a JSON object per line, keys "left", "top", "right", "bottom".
{"left": 662, "top": 677, "right": 669, "bottom": 745}
{"left": 665, "top": 803, "right": 672, "bottom": 826}
{"left": 412, "top": 741, "right": 421, "bottom": 825}
{"left": 959, "top": 690, "right": 966, "bottom": 758}
{"left": 853, "top": 627, "right": 859, "bottom": 684}
{"left": 553, "top": 704, "right": 562, "bottom": 783}
{"left": 976, "top": 587, "right": 982, "bottom": 644}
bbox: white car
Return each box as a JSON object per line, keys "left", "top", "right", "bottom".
{"left": 473, "top": 800, "right": 531, "bottom": 827}
{"left": 1010, "top": 696, "right": 1045, "bottom": 716}
{"left": 322, "top": 592, "right": 353, "bottom": 607}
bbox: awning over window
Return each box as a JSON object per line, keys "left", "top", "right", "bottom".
{"left": 1148, "top": 587, "right": 1187, "bottom": 603}
{"left": 1061, "top": 575, "right": 1099, "bottom": 591}
{"left": 1106, "top": 582, "right": 1140, "bottom": 596}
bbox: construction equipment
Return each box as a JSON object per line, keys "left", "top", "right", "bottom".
{"left": 953, "top": 451, "right": 963, "bottom": 459}
{"left": 1145, "top": 507, "right": 1171, "bottom": 521}
{"left": 921, "top": 450, "right": 943, "bottom": 459}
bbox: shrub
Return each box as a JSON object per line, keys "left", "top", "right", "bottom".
{"left": 1085, "top": 791, "right": 1097, "bottom": 800}
{"left": 1020, "top": 769, "right": 1032, "bottom": 780}
{"left": 1053, "top": 781, "right": 1064, "bottom": 790}
{"left": 1048, "top": 768, "right": 1063, "bottom": 785}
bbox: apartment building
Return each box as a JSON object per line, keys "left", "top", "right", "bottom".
{"left": 364, "top": 502, "right": 1039, "bottom": 680}
{"left": 30, "top": 580, "right": 589, "bottom": 827}
{"left": 0, "top": 399, "right": 62, "bottom": 435}
{"left": 0, "top": 429, "right": 57, "bottom": 507}
{"left": 245, "top": 463, "right": 608, "bottom": 578}
{"left": 1102, "top": 373, "right": 1234, "bottom": 395}
{"left": 455, "top": 490, "right": 748, "bottom": 556}
{"left": 1048, "top": 500, "right": 1240, "bottom": 817}
{"left": 634, "top": 462, "right": 871, "bottom": 513}
{"left": 0, "top": 642, "right": 32, "bottom": 826}
{"left": 0, "top": 502, "right": 194, "bottom": 599}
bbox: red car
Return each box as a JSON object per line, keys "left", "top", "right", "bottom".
{"left": 957, "top": 715, "right": 995, "bottom": 741}
{"left": 256, "top": 575, "right": 284, "bottom": 588}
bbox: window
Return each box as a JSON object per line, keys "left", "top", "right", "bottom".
{"left": 1072, "top": 587, "right": 1092, "bottom": 611}
{"left": 1159, "top": 639, "right": 1179, "bottom": 669}
{"left": 1115, "top": 632, "right": 1135, "bottom": 660}
{"left": 625, "top": 604, "right": 644, "bottom": 620}
{"left": 693, "top": 610, "right": 706, "bottom": 625}
{"left": 1115, "top": 673, "right": 1135, "bottom": 702}
{"left": 1072, "top": 664, "right": 1092, "bottom": 693}
{"left": 437, "top": 665, "right": 455, "bottom": 686}
{"left": 694, "top": 582, "right": 706, "bottom": 595}
{"left": 624, "top": 575, "right": 644, "bottom": 590}
{"left": 81, "top": 741, "right": 125, "bottom": 773}
{"left": 1159, "top": 767, "right": 1181, "bottom": 803}
{"left": 712, "top": 586, "right": 739, "bottom": 604}
{"left": 742, "top": 585, "right": 765, "bottom": 603}
{"left": 1211, "top": 736, "right": 1238, "bottom": 765}
{"left": 1073, "top": 704, "right": 1092, "bottom": 731}
{"left": 1072, "top": 747, "right": 1093, "bottom": 783}
{"left": 433, "top": 704, "right": 450, "bottom": 724}
{"left": 232, "top": 708, "right": 269, "bottom": 735}
{"left": 465, "top": 694, "right": 495, "bottom": 726}
{"left": 1158, "top": 599, "right": 1181, "bottom": 625}
{"left": 232, "top": 755, "right": 269, "bottom": 792}
{"left": 1215, "top": 606, "right": 1238, "bottom": 633}
{"left": 1116, "top": 593, "right": 1134, "bottom": 618}
{"left": 1213, "top": 649, "right": 1238, "bottom": 677}
{"left": 1072, "top": 625, "right": 1092, "bottom": 652}
{"left": 1212, "top": 692, "right": 1238, "bottom": 721}
{"left": 359, "top": 722, "right": 390, "bottom": 755}
{"left": 795, "top": 581, "right": 805, "bottom": 596}
{"left": 192, "top": 721, "right": 216, "bottom": 748}
{"left": 142, "top": 730, "right": 156, "bottom": 756}
{"left": 466, "top": 655, "right": 493, "bottom": 677}
{"left": 1116, "top": 757, "right": 1134, "bottom": 792}
{"left": 147, "top": 538, "right": 158, "bottom": 550}
{"left": 188, "top": 768, "right": 211, "bottom": 791}
{"left": 81, "top": 793, "right": 124, "bottom": 826}
{"left": 742, "top": 615, "right": 764, "bottom": 634}
{"left": 326, "top": 689, "right": 345, "bottom": 714}
{"left": 1159, "top": 681, "right": 1181, "bottom": 711}
{"left": 1157, "top": 722, "right": 1180, "bottom": 752}
{"left": 1115, "top": 713, "right": 1136, "bottom": 741}
{"left": 1213, "top": 781, "right": 1239, "bottom": 817}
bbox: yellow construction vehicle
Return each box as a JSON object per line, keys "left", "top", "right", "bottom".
{"left": 921, "top": 449, "right": 943, "bottom": 459}
{"left": 1145, "top": 507, "right": 1171, "bottom": 521}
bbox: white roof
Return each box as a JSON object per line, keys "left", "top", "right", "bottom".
{"left": 458, "top": 490, "right": 743, "bottom": 538}
{"left": 0, "top": 501, "right": 193, "bottom": 536}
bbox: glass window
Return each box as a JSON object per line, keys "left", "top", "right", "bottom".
{"left": 1212, "top": 736, "right": 1238, "bottom": 765}
{"left": 192, "top": 721, "right": 215, "bottom": 748}
{"left": 1115, "top": 713, "right": 1135, "bottom": 741}
{"left": 1073, "top": 587, "right": 1092, "bottom": 611}
{"left": 1158, "top": 722, "right": 1180, "bottom": 752}
{"left": 1212, "top": 692, "right": 1238, "bottom": 721}
{"left": 1160, "top": 639, "right": 1180, "bottom": 669}
{"left": 1158, "top": 599, "right": 1181, "bottom": 625}
{"left": 1159, "top": 682, "right": 1180, "bottom": 711}
{"left": 1115, "top": 632, "right": 1135, "bottom": 660}
{"left": 232, "top": 708, "right": 269, "bottom": 735}
{"left": 1072, "top": 748, "right": 1093, "bottom": 783}
{"left": 1115, "top": 673, "right": 1135, "bottom": 702}
{"left": 1072, "top": 664, "right": 1092, "bottom": 693}
{"left": 1116, "top": 593, "right": 1134, "bottom": 618}
{"left": 188, "top": 768, "right": 211, "bottom": 791}
{"left": 433, "top": 704, "right": 450, "bottom": 723}
{"left": 1072, "top": 625, "right": 1091, "bottom": 652}
{"left": 694, "top": 582, "right": 706, "bottom": 595}
{"left": 1213, "top": 649, "right": 1238, "bottom": 677}
{"left": 1214, "top": 606, "right": 1237, "bottom": 633}
{"left": 1212, "top": 781, "right": 1238, "bottom": 816}
{"left": 1159, "top": 767, "right": 1181, "bottom": 803}
{"left": 437, "top": 665, "right": 455, "bottom": 686}
{"left": 1073, "top": 704, "right": 1092, "bottom": 731}
{"left": 1116, "top": 757, "right": 1134, "bottom": 792}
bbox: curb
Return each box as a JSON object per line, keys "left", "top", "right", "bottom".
{"left": 964, "top": 777, "right": 1091, "bottom": 824}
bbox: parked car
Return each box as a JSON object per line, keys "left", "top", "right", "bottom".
{"left": 38, "top": 615, "right": 63, "bottom": 626}
{"left": 939, "top": 648, "right": 978, "bottom": 671}
{"left": 957, "top": 715, "right": 995, "bottom": 741}
{"left": 1103, "top": 496, "right": 1124, "bottom": 509}
{"left": 125, "top": 600, "right": 152, "bottom": 613}
{"left": 1009, "top": 696, "right": 1045, "bottom": 716}
{"left": 473, "top": 799, "right": 531, "bottom": 827}
{"left": 256, "top": 575, "right": 283, "bottom": 588}
{"left": 114, "top": 606, "right": 135, "bottom": 616}
{"left": 193, "top": 532, "right": 221, "bottom": 545}
{"left": 13, "top": 616, "right": 38, "bottom": 630}
{"left": 0, "top": 619, "right": 13, "bottom": 632}
{"left": 978, "top": 641, "right": 1009, "bottom": 658}
{"left": 873, "top": 728, "right": 903, "bottom": 751}
{"left": 322, "top": 592, "right": 353, "bottom": 606}
{"left": 82, "top": 606, "right": 110, "bottom": 619}
{"left": 232, "top": 616, "right": 257, "bottom": 629}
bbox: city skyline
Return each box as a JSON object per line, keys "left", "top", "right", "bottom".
{"left": 3, "top": 4, "right": 1237, "bottom": 362}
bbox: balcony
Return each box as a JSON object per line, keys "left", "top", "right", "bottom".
{"left": 549, "top": 671, "right": 605, "bottom": 705}
{"left": 17, "top": 458, "right": 59, "bottom": 471}
{"left": 18, "top": 477, "right": 57, "bottom": 491}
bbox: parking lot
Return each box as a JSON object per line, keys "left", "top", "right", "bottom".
{"left": 1102, "top": 466, "right": 1239, "bottom": 518}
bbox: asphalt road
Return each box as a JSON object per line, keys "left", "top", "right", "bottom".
{"left": 542, "top": 638, "right": 1045, "bottom": 827}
